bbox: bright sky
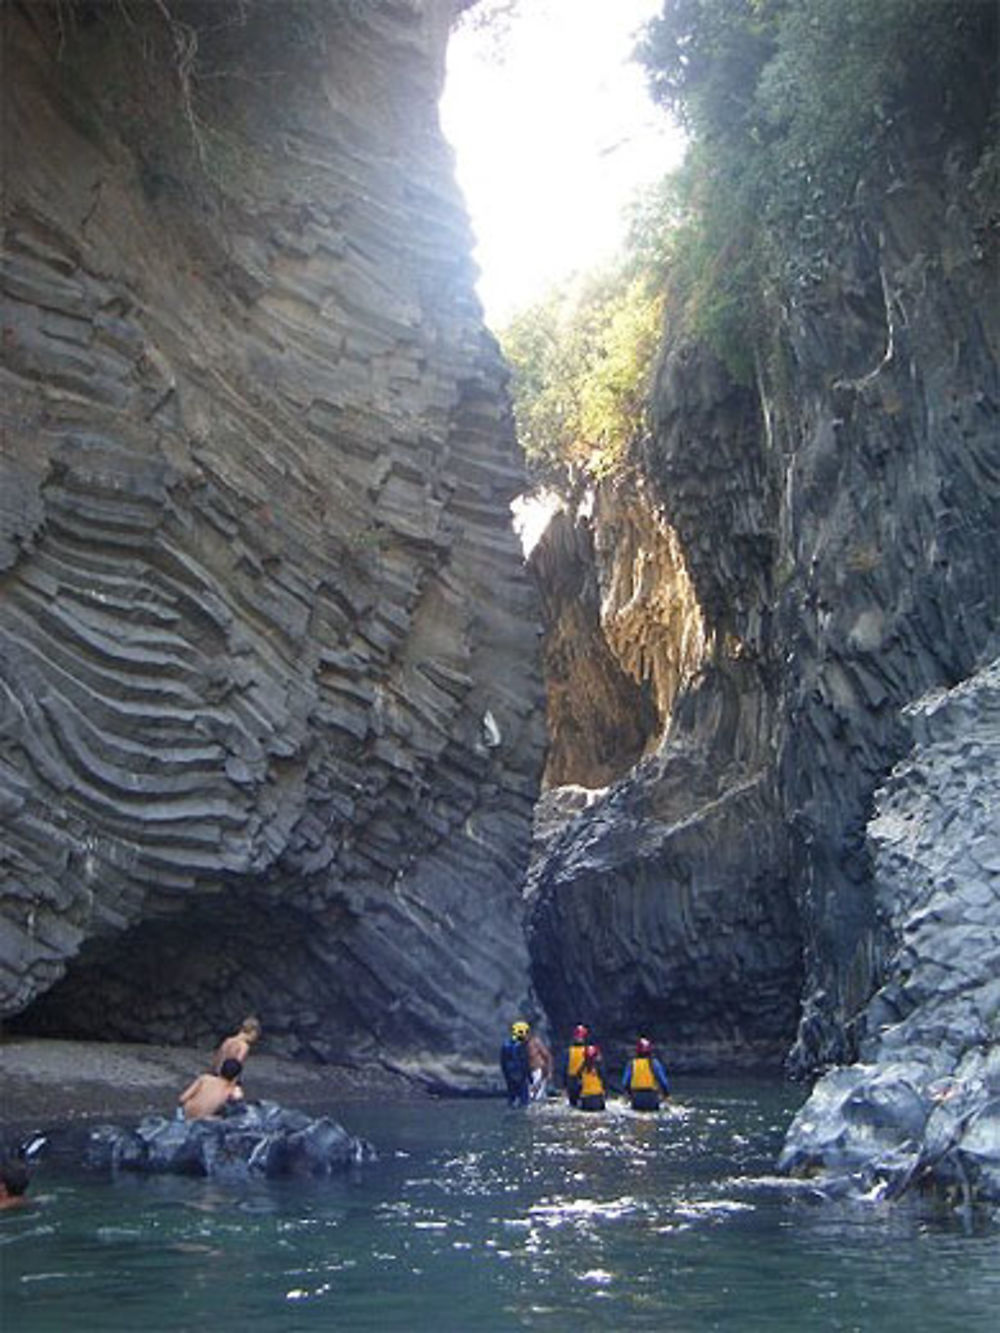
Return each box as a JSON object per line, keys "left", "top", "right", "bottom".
{"left": 440, "top": 0, "right": 686, "bottom": 329}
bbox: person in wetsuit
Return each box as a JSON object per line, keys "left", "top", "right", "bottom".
{"left": 500, "top": 1020, "right": 532, "bottom": 1107}
{"left": 621, "top": 1037, "right": 670, "bottom": 1111}
{"left": 577, "top": 1044, "right": 606, "bottom": 1112}
{"left": 563, "top": 1024, "right": 590, "bottom": 1107}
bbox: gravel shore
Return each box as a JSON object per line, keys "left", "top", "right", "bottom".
{"left": 0, "top": 1037, "right": 422, "bottom": 1135}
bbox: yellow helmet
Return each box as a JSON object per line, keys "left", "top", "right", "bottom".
{"left": 511, "top": 1020, "right": 530, "bottom": 1039}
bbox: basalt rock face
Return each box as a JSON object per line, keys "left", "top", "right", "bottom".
{"left": 0, "top": 0, "right": 545, "bottom": 1080}
{"left": 760, "top": 118, "right": 1000, "bottom": 1074}
{"left": 528, "top": 656, "right": 802, "bottom": 1070}
{"left": 523, "top": 471, "right": 800, "bottom": 1072}
{"left": 527, "top": 477, "right": 705, "bottom": 789}
{"left": 528, "top": 505, "right": 655, "bottom": 790}
{"left": 528, "top": 357, "right": 804, "bottom": 1070}
{"left": 779, "top": 661, "right": 1000, "bottom": 1203}
{"left": 528, "top": 68, "right": 998, "bottom": 1075}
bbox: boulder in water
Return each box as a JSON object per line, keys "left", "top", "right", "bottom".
{"left": 85, "top": 1100, "right": 375, "bottom": 1179}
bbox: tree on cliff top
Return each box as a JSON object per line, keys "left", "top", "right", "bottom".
{"left": 500, "top": 183, "right": 674, "bottom": 488}
{"left": 635, "top": 0, "right": 998, "bottom": 380}
{"left": 501, "top": 0, "right": 996, "bottom": 480}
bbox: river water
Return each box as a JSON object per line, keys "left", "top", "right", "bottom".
{"left": 2, "top": 1078, "right": 998, "bottom": 1332}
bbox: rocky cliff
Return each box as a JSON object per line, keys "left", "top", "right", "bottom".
{"left": 527, "top": 29, "right": 998, "bottom": 1081}
{"left": 528, "top": 476, "right": 705, "bottom": 790}
{"left": 525, "top": 460, "right": 804, "bottom": 1071}
{"left": 779, "top": 659, "right": 1000, "bottom": 1203}
{"left": 0, "top": 0, "right": 545, "bottom": 1083}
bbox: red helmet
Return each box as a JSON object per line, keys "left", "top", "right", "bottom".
{"left": 636, "top": 1037, "right": 653, "bottom": 1056}
{"left": 584, "top": 1044, "right": 600, "bottom": 1062}
{"left": 573, "top": 1024, "right": 589, "bottom": 1042}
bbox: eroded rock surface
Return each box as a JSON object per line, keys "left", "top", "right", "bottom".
{"left": 0, "top": 1, "right": 544, "bottom": 1076}
{"left": 780, "top": 661, "right": 1000, "bottom": 1203}
{"left": 528, "top": 482, "right": 700, "bottom": 789}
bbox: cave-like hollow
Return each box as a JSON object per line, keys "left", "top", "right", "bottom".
{"left": 7, "top": 895, "right": 339, "bottom": 1061}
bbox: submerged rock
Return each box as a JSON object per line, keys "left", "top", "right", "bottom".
{"left": 85, "top": 1100, "right": 375, "bottom": 1179}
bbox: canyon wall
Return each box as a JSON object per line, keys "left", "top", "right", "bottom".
{"left": 3, "top": 0, "right": 997, "bottom": 1120}
{"left": 0, "top": 0, "right": 545, "bottom": 1084}
{"left": 779, "top": 658, "right": 1000, "bottom": 1202}
{"left": 527, "top": 374, "right": 803, "bottom": 1069}
{"left": 528, "top": 478, "right": 705, "bottom": 790}
{"left": 528, "top": 47, "right": 999, "bottom": 1075}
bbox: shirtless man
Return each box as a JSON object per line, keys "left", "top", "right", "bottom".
{"left": 526, "top": 1028, "right": 554, "bottom": 1101}
{"left": 0, "top": 1159, "right": 30, "bottom": 1211}
{"left": 178, "top": 1058, "right": 245, "bottom": 1120}
{"left": 212, "top": 1016, "right": 261, "bottom": 1073}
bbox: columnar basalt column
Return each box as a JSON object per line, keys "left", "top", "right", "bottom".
{"left": 0, "top": 0, "right": 546, "bottom": 1082}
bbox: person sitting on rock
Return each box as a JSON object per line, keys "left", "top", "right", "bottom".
{"left": 577, "top": 1044, "right": 606, "bottom": 1112}
{"left": 179, "top": 1058, "right": 245, "bottom": 1121}
{"left": 563, "top": 1024, "right": 590, "bottom": 1107}
{"left": 213, "top": 1016, "right": 261, "bottom": 1074}
{"left": 0, "top": 1159, "right": 31, "bottom": 1211}
{"left": 500, "top": 1020, "right": 532, "bottom": 1107}
{"left": 621, "top": 1037, "right": 670, "bottom": 1111}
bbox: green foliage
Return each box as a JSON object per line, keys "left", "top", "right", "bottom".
{"left": 507, "top": 0, "right": 996, "bottom": 475}
{"left": 758, "top": 0, "right": 994, "bottom": 209}
{"left": 621, "top": 173, "right": 686, "bottom": 291}
{"left": 634, "top": 0, "right": 998, "bottom": 380}
{"left": 638, "top": 0, "right": 781, "bottom": 141}
{"left": 500, "top": 256, "right": 664, "bottom": 486}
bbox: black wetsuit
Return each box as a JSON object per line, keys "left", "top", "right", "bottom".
{"left": 500, "top": 1037, "right": 530, "bottom": 1106}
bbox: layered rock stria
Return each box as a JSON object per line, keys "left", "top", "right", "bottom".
{"left": 0, "top": 0, "right": 545, "bottom": 1081}
{"left": 528, "top": 44, "right": 998, "bottom": 1078}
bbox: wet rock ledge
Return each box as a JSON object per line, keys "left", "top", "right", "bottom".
{"left": 86, "top": 1100, "right": 376, "bottom": 1179}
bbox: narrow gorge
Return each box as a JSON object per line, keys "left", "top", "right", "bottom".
{"left": 522, "top": 0, "right": 999, "bottom": 1197}
{"left": 1, "top": 0, "right": 998, "bottom": 1198}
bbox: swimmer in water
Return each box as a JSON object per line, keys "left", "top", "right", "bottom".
{"left": 0, "top": 1159, "right": 31, "bottom": 1211}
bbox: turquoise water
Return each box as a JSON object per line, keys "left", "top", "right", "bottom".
{"left": 2, "top": 1078, "right": 998, "bottom": 1332}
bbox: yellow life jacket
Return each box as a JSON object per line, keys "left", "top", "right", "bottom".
{"left": 580, "top": 1063, "right": 604, "bottom": 1098}
{"left": 566, "top": 1044, "right": 586, "bottom": 1078}
{"left": 630, "top": 1056, "right": 657, "bottom": 1092}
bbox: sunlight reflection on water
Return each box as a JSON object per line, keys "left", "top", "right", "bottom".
{"left": 3, "top": 1080, "right": 999, "bottom": 1332}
